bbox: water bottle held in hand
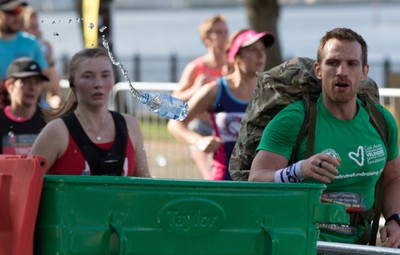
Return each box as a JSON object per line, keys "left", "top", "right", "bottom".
{"left": 140, "top": 93, "right": 189, "bottom": 121}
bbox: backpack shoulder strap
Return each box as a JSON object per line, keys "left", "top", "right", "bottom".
{"left": 369, "top": 176, "right": 384, "bottom": 245}
{"left": 359, "top": 95, "right": 388, "bottom": 148}
{"left": 358, "top": 95, "right": 388, "bottom": 245}
{"left": 290, "top": 94, "right": 317, "bottom": 164}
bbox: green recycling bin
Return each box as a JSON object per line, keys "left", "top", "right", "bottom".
{"left": 34, "top": 176, "right": 348, "bottom": 255}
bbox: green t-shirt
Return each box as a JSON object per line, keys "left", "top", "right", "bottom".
{"left": 257, "top": 95, "right": 399, "bottom": 243}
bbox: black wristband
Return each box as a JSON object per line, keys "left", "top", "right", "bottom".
{"left": 385, "top": 213, "right": 400, "bottom": 226}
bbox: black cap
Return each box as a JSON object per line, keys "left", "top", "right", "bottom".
{"left": 6, "top": 57, "right": 49, "bottom": 81}
{"left": 0, "top": 0, "right": 27, "bottom": 12}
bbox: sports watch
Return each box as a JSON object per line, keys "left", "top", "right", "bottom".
{"left": 385, "top": 213, "right": 400, "bottom": 226}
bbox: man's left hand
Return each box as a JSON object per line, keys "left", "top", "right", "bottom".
{"left": 380, "top": 220, "right": 400, "bottom": 248}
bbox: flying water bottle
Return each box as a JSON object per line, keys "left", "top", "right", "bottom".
{"left": 101, "top": 33, "right": 188, "bottom": 121}
{"left": 139, "top": 92, "right": 188, "bottom": 121}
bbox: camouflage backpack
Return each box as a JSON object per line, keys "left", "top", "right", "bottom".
{"left": 229, "top": 56, "right": 384, "bottom": 181}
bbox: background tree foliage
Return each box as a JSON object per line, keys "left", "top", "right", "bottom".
{"left": 245, "top": 0, "right": 283, "bottom": 70}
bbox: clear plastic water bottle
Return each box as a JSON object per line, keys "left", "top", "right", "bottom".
{"left": 139, "top": 92, "right": 189, "bottom": 121}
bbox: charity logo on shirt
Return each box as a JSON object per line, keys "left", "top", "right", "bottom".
{"left": 322, "top": 144, "right": 385, "bottom": 180}
{"left": 346, "top": 144, "right": 385, "bottom": 167}
{"left": 363, "top": 143, "right": 386, "bottom": 165}
{"left": 348, "top": 146, "right": 364, "bottom": 166}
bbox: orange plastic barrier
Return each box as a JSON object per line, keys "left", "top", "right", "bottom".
{"left": 0, "top": 155, "right": 47, "bottom": 255}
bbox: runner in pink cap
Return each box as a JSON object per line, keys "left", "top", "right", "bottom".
{"left": 227, "top": 29, "right": 274, "bottom": 64}
{"left": 168, "top": 28, "right": 274, "bottom": 181}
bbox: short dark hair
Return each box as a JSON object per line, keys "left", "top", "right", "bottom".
{"left": 317, "top": 28, "right": 368, "bottom": 68}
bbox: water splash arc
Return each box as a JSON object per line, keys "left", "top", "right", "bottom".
{"left": 101, "top": 35, "right": 142, "bottom": 100}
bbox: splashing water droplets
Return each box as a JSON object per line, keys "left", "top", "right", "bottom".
{"left": 34, "top": 17, "right": 104, "bottom": 40}
{"left": 102, "top": 35, "right": 139, "bottom": 98}
{"left": 99, "top": 26, "right": 107, "bottom": 33}
{"left": 101, "top": 36, "right": 118, "bottom": 65}
{"left": 155, "top": 155, "right": 167, "bottom": 167}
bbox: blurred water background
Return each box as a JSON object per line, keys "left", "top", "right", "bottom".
{"left": 34, "top": 1, "right": 400, "bottom": 87}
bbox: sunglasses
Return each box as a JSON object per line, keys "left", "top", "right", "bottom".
{"left": 3, "top": 6, "right": 23, "bottom": 15}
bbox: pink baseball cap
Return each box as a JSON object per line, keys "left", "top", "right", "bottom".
{"left": 227, "top": 29, "right": 274, "bottom": 63}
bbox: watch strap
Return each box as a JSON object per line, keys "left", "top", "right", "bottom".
{"left": 385, "top": 213, "right": 400, "bottom": 226}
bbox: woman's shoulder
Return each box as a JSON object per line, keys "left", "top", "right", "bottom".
{"left": 182, "top": 56, "right": 204, "bottom": 71}
{"left": 199, "top": 79, "right": 220, "bottom": 100}
{"left": 31, "top": 118, "right": 69, "bottom": 154}
{"left": 41, "top": 118, "right": 69, "bottom": 136}
{"left": 116, "top": 111, "right": 136, "bottom": 120}
{"left": 119, "top": 112, "right": 140, "bottom": 130}
{"left": 47, "top": 117, "right": 66, "bottom": 128}
{"left": 119, "top": 113, "right": 144, "bottom": 149}
{"left": 193, "top": 56, "right": 206, "bottom": 66}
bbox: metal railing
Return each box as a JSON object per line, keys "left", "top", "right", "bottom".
{"left": 317, "top": 241, "right": 400, "bottom": 254}
{"left": 57, "top": 54, "right": 398, "bottom": 85}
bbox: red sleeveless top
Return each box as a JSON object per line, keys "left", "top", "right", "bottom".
{"left": 192, "top": 56, "right": 223, "bottom": 83}
{"left": 48, "top": 133, "right": 136, "bottom": 176}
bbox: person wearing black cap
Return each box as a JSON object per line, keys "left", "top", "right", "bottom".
{"left": 0, "top": 0, "right": 25, "bottom": 12}
{"left": 0, "top": 0, "right": 60, "bottom": 108}
{"left": 0, "top": 57, "right": 48, "bottom": 154}
{"left": 168, "top": 29, "right": 274, "bottom": 180}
